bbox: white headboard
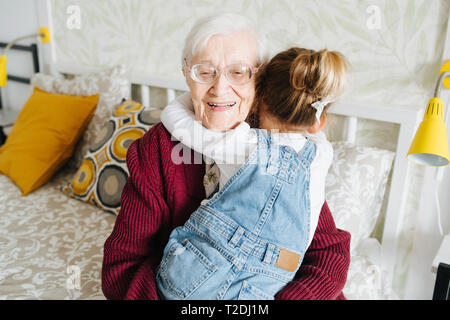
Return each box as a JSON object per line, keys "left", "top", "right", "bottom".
{"left": 328, "top": 100, "right": 422, "bottom": 288}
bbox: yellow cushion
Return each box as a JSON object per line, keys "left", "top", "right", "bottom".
{"left": 0, "top": 87, "right": 99, "bottom": 195}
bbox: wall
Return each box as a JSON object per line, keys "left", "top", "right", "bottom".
{"left": 0, "top": 0, "right": 40, "bottom": 112}
{"left": 48, "top": 0, "right": 449, "bottom": 108}
{"left": 403, "top": 21, "right": 450, "bottom": 299}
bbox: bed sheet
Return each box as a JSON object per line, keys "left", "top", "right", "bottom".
{"left": 0, "top": 168, "right": 116, "bottom": 299}
{"left": 343, "top": 238, "right": 399, "bottom": 300}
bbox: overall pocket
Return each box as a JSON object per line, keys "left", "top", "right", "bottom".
{"left": 157, "top": 238, "right": 217, "bottom": 299}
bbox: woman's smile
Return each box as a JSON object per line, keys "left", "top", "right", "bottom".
{"left": 206, "top": 101, "right": 237, "bottom": 111}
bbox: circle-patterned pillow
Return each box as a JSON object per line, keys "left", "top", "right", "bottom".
{"left": 61, "top": 99, "right": 161, "bottom": 215}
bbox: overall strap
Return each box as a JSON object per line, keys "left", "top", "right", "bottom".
{"left": 298, "top": 138, "right": 316, "bottom": 167}
{"left": 255, "top": 128, "right": 272, "bottom": 147}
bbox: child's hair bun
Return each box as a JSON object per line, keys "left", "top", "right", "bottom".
{"left": 254, "top": 46, "right": 348, "bottom": 128}
{"left": 290, "top": 48, "right": 347, "bottom": 99}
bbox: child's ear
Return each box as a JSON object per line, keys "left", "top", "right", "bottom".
{"left": 307, "top": 116, "right": 327, "bottom": 134}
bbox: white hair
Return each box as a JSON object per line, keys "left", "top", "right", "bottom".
{"left": 181, "top": 12, "right": 269, "bottom": 67}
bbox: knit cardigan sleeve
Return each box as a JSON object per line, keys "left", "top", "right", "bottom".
{"left": 102, "top": 123, "right": 178, "bottom": 300}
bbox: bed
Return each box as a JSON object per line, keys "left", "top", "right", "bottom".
{"left": 0, "top": 52, "right": 422, "bottom": 299}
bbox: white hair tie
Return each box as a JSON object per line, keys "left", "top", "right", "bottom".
{"left": 311, "top": 97, "right": 334, "bottom": 124}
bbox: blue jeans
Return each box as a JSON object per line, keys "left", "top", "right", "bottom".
{"left": 156, "top": 129, "right": 315, "bottom": 300}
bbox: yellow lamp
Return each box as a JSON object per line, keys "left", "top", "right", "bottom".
{"left": 0, "top": 27, "right": 50, "bottom": 87}
{"left": 407, "top": 62, "right": 450, "bottom": 166}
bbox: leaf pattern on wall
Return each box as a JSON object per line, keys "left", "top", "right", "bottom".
{"left": 50, "top": 0, "right": 448, "bottom": 107}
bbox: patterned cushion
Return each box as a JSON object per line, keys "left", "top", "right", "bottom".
{"left": 31, "top": 65, "right": 131, "bottom": 170}
{"left": 61, "top": 100, "right": 161, "bottom": 215}
{"left": 325, "top": 141, "right": 395, "bottom": 252}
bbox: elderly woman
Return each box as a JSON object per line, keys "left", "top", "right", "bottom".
{"left": 102, "top": 13, "right": 350, "bottom": 300}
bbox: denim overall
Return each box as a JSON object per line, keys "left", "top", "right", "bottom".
{"left": 156, "top": 129, "right": 316, "bottom": 300}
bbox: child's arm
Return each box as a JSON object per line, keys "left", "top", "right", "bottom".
{"left": 307, "top": 131, "right": 334, "bottom": 170}
{"left": 161, "top": 92, "right": 253, "bottom": 164}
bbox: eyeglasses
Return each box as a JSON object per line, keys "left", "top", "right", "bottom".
{"left": 185, "top": 63, "right": 259, "bottom": 85}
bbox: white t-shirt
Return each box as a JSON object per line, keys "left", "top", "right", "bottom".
{"left": 161, "top": 92, "right": 333, "bottom": 247}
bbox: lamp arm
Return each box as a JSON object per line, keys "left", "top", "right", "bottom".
{"left": 435, "top": 71, "right": 450, "bottom": 181}
{"left": 2, "top": 32, "right": 43, "bottom": 55}
{"left": 434, "top": 71, "right": 450, "bottom": 98}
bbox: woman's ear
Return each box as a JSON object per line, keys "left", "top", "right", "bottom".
{"left": 307, "top": 116, "right": 327, "bottom": 134}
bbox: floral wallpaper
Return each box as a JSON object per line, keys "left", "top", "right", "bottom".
{"left": 48, "top": 0, "right": 450, "bottom": 298}
{"left": 50, "top": 0, "right": 449, "bottom": 107}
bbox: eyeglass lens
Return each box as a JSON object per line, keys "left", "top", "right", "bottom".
{"left": 191, "top": 64, "right": 253, "bottom": 85}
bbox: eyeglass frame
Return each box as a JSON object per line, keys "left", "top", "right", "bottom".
{"left": 183, "top": 59, "right": 260, "bottom": 85}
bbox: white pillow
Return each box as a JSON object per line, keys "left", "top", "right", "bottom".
{"left": 325, "top": 141, "right": 395, "bottom": 253}
{"left": 30, "top": 65, "right": 131, "bottom": 170}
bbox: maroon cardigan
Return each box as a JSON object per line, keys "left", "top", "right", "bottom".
{"left": 101, "top": 123, "right": 351, "bottom": 300}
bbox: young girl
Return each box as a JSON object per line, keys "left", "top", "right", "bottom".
{"left": 157, "top": 47, "right": 347, "bottom": 300}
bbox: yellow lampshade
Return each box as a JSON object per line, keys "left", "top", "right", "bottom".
{"left": 0, "top": 55, "right": 7, "bottom": 87}
{"left": 407, "top": 97, "right": 449, "bottom": 166}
